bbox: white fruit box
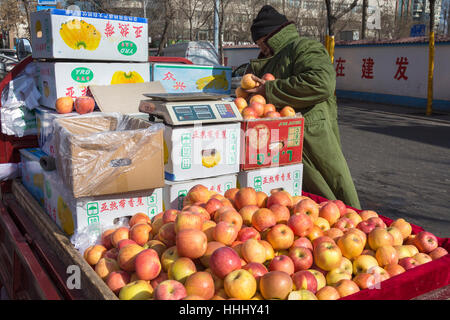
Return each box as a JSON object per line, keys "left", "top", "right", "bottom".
{"left": 237, "top": 163, "right": 303, "bottom": 196}
{"left": 20, "top": 148, "right": 46, "bottom": 207}
{"left": 164, "top": 174, "right": 237, "bottom": 210}
{"left": 164, "top": 122, "right": 240, "bottom": 181}
{"left": 30, "top": 9, "right": 148, "bottom": 62}
{"left": 36, "top": 61, "right": 150, "bottom": 109}
{"left": 43, "top": 170, "right": 163, "bottom": 237}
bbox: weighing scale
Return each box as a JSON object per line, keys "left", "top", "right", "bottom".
{"left": 139, "top": 93, "right": 243, "bottom": 126}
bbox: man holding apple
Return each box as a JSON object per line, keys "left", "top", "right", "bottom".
{"left": 244, "top": 5, "right": 361, "bottom": 209}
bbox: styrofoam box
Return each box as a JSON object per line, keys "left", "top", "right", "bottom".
{"left": 30, "top": 9, "right": 148, "bottom": 62}
{"left": 19, "top": 148, "right": 46, "bottom": 207}
{"left": 164, "top": 122, "right": 240, "bottom": 181}
{"left": 164, "top": 174, "right": 237, "bottom": 210}
{"left": 43, "top": 171, "right": 163, "bottom": 237}
{"left": 36, "top": 61, "right": 150, "bottom": 109}
{"left": 237, "top": 163, "right": 303, "bottom": 196}
{"left": 151, "top": 63, "right": 232, "bottom": 94}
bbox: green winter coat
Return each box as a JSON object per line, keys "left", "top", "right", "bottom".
{"left": 250, "top": 22, "right": 361, "bottom": 209}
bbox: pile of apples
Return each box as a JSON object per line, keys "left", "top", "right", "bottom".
{"left": 83, "top": 185, "right": 448, "bottom": 300}
{"left": 55, "top": 96, "right": 95, "bottom": 115}
{"left": 235, "top": 73, "right": 296, "bottom": 120}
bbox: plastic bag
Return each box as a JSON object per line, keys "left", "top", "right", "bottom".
{"left": 53, "top": 112, "right": 164, "bottom": 198}
{"left": 1, "top": 62, "right": 41, "bottom": 110}
{"left": 0, "top": 106, "right": 37, "bottom": 137}
{"left": 70, "top": 217, "right": 129, "bottom": 254}
{"left": 0, "top": 163, "right": 22, "bottom": 182}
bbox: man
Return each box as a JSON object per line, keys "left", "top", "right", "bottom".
{"left": 245, "top": 5, "right": 361, "bottom": 209}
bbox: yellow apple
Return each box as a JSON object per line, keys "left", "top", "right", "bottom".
{"left": 326, "top": 268, "right": 352, "bottom": 286}
{"left": 313, "top": 241, "right": 343, "bottom": 271}
{"left": 287, "top": 290, "right": 318, "bottom": 300}
{"left": 307, "top": 269, "right": 326, "bottom": 291}
{"left": 337, "top": 232, "right": 365, "bottom": 259}
{"left": 118, "top": 280, "right": 154, "bottom": 300}
{"left": 353, "top": 255, "right": 379, "bottom": 275}
{"left": 368, "top": 228, "right": 394, "bottom": 251}
{"left": 386, "top": 226, "right": 404, "bottom": 246}
{"left": 224, "top": 269, "right": 257, "bottom": 300}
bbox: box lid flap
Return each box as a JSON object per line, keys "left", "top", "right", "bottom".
{"left": 89, "top": 82, "right": 166, "bottom": 115}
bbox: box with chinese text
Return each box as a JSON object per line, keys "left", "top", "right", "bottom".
{"left": 237, "top": 163, "right": 303, "bottom": 196}
{"left": 164, "top": 122, "right": 240, "bottom": 181}
{"left": 30, "top": 9, "right": 148, "bottom": 62}
{"left": 20, "top": 148, "right": 46, "bottom": 207}
{"left": 164, "top": 174, "right": 237, "bottom": 210}
{"left": 36, "top": 61, "right": 150, "bottom": 109}
{"left": 43, "top": 171, "right": 163, "bottom": 236}
{"left": 241, "top": 115, "right": 304, "bottom": 171}
{"left": 151, "top": 63, "right": 232, "bottom": 94}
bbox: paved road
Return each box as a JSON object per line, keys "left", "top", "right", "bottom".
{"left": 337, "top": 99, "right": 450, "bottom": 238}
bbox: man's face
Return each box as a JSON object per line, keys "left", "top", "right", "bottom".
{"left": 256, "top": 36, "right": 271, "bottom": 57}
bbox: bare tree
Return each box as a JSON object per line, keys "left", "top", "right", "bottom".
{"left": 157, "top": 0, "right": 176, "bottom": 55}
{"left": 172, "top": 0, "right": 212, "bottom": 40}
{"left": 324, "top": 0, "right": 360, "bottom": 37}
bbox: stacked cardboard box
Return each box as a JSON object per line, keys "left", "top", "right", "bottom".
{"left": 26, "top": 9, "right": 165, "bottom": 236}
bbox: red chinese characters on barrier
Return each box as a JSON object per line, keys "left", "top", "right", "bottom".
{"left": 394, "top": 57, "right": 409, "bottom": 80}
{"left": 335, "top": 57, "right": 346, "bottom": 77}
{"left": 361, "top": 58, "right": 374, "bottom": 79}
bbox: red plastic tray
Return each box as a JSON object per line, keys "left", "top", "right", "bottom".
{"left": 303, "top": 192, "right": 450, "bottom": 300}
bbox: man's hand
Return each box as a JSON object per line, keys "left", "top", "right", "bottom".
{"left": 245, "top": 75, "right": 266, "bottom": 97}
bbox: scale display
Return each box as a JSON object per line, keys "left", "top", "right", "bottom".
{"left": 173, "top": 105, "right": 216, "bottom": 122}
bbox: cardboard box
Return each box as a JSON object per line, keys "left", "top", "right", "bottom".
{"left": 30, "top": 9, "right": 148, "bottom": 62}
{"left": 164, "top": 174, "right": 237, "bottom": 210}
{"left": 20, "top": 148, "right": 46, "bottom": 207}
{"left": 151, "top": 63, "right": 232, "bottom": 94}
{"left": 36, "top": 61, "right": 150, "bottom": 109}
{"left": 237, "top": 164, "right": 303, "bottom": 196}
{"left": 53, "top": 113, "right": 164, "bottom": 198}
{"left": 43, "top": 171, "right": 163, "bottom": 236}
{"left": 35, "top": 106, "right": 78, "bottom": 156}
{"left": 164, "top": 122, "right": 240, "bottom": 181}
{"left": 241, "top": 115, "right": 304, "bottom": 171}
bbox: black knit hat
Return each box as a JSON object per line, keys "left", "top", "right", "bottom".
{"left": 251, "top": 5, "right": 288, "bottom": 43}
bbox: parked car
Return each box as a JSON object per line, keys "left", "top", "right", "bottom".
{"left": 161, "top": 41, "right": 220, "bottom": 66}
{"left": 231, "top": 62, "right": 249, "bottom": 91}
{"left": 0, "top": 49, "right": 18, "bottom": 81}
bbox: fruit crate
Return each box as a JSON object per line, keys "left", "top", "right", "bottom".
{"left": 304, "top": 192, "right": 450, "bottom": 300}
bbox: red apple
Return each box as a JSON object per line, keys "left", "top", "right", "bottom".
{"left": 259, "top": 271, "right": 293, "bottom": 300}
{"left": 135, "top": 249, "right": 161, "bottom": 281}
{"left": 154, "top": 280, "right": 187, "bottom": 300}
{"left": 150, "top": 271, "right": 169, "bottom": 289}
{"left": 292, "top": 270, "right": 318, "bottom": 293}
{"left": 357, "top": 220, "right": 377, "bottom": 234}
{"left": 269, "top": 204, "right": 291, "bottom": 224}
{"left": 106, "top": 271, "right": 131, "bottom": 295}
{"left": 204, "top": 198, "right": 223, "bottom": 217}
{"left": 162, "top": 209, "right": 180, "bottom": 224}
{"left": 288, "top": 213, "right": 313, "bottom": 237}
{"left": 293, "top": 199, "right": 319, "bottom": 222}
{"left": 184, "top": 271, "right": 215, "bottom": 300}
{"left": 262, "top": 73, "right": 275, "bottom": 81}
{"left": 129, "top": 223, "right": 152, "bottom": 246}
{"left": 266, "top": 224, "right": 295, "bottom": 250}
{"left": 319, "top": 201, "right": 340, "bottom": 226}
{"left": 268, "top": 255, "right": 295, "bottom": 275}
{"left": 209, "top": 246, "right": 242, "bottom": 279}
{"left": 332, "top": 200, "right": 347, "bottom": 217}
{"left": 242, "top": 262, "right": 268, "bottom": 283}
{"left": 334, "top": 217, "right": 355, "bottom": 233}
{"left": 413, "top": 231, "right": 439, "bottom": 253}
{"left": 74, "top": 96, "right": 95, "bottom": 114}
{"left": 234, "top": 187, "right": 258, "bottom": 210}
{"left": 398, "top": 257, "right": 419, "bottom": 270}
{"left": 251, "top": 208, "right": 277, "bottom": 232}
{"left": 292, "top": 237, "right": 313, "bottom": 251}
{"left": 176, "top": 228, "right": 207, "bottom": 259}
{"left": 213, "top": 221, "right": 238, "bottom": 245}
{"left": 117, "top": 239, "right": 137, "bottom": 250}
{"left": 266, "top": 191, "right": 293, "bottom": 209}
{"left": 237, "top": 227, "right": 261, "bottom": 242}
{"left": 429, "top": 247, "right": 448, "bottom": 260}
{"left": 288, "top": 246, "right": 313, "bottom": 271}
